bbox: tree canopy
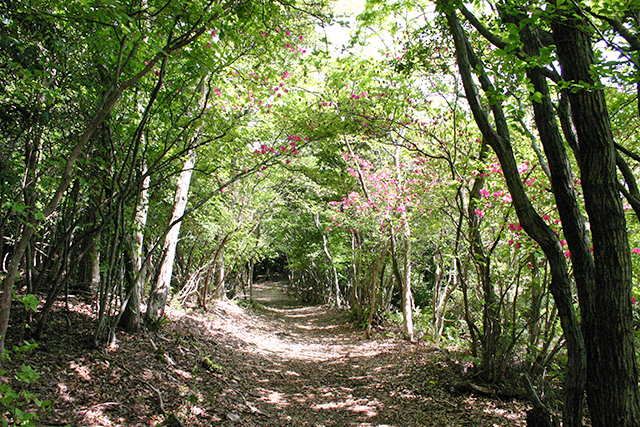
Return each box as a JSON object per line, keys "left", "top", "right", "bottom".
{"left": 3, "top": 0, "right": 640, "bottom": 425}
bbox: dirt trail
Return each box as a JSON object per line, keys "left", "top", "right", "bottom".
{"left": 173, "top": 282, "right": 528, "bottom": 426}
{"left": 22, "top": 282, "right": 529, "bottom": 426}
{"left": 216, "top": 282, "right": 391, "bottom": 362}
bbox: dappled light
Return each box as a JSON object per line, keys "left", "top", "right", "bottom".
{"left": 4, "top": 0, "right": 640, "bottom": 424}
{"left": 3, "top": 282, "right": 528, "bottom": 426}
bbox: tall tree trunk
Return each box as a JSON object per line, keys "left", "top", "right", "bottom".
{"left": 552, "top": 8, "right": 640, "bottom": 425}
{"left": 391, "top": 145, "right": 414, "bottom": 341}
{"left": 0, "top": 18, "right": 210, "bottom": 355}
{"left": 467, "top": 139, "right": 502, "bottom": 381}
{"left": 145, "top": 150, "right": 196, "bottom": 324}
{"left": 144, "top": 72, "right": 211, "bottom": 323}
{"left": 314, "top": 213, "right": 342, "bottom": 308}
{"left": 400, "top": 232, "right": 413, "bottom": 341}
{"left": 439, "top": 5, "right": 586, "bottom": 425}
{"left": 120, "top": 163, "right": 150, "bottom": 332}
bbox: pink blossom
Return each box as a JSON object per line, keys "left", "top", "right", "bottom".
{"left": 298, "top": 35, "right": 303, "bottom": 40}
{"left": 474, "top": 208, "right": 485, "bottom": 217}
{"left": 633, "top": 296, "right": 637, "bottom": 304}
{"left": 479, "top": 189, "right": 490, "bottom": 198}
{"left": 542, "top": 214, "right": 550, "bottom": 221}
{"left": 564, "top": 251, "right": 571, "bottom": 258}
{"left": 286, "top": 30, "right": 291, "bottom": 36}
{"left": 518, "top": 164, "right": 529, "bottom": 174}
{"left": 632, "top": 248, "right": 640, "bottom": 254}
{"left": 508, "top": 223, "right": 523, "bottom": 232}
{"left": 560, "top": 239, "right": 567, "bottom": 246}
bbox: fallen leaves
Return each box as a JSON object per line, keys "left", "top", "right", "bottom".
{"left": 5, "top": 283, "right": 529, "bottom": 426}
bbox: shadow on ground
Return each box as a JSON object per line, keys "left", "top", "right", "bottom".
{"left": 11, "top": 281, "right": 528, "bottom": 426}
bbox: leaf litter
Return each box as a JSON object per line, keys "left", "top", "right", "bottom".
{"left": 5, "top": 282, "right": 529, "bottom": 426}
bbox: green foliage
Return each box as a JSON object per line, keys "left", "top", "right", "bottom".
{"left": 0, "top": 343, "right": 49, "bottom": 426}
{"left": 200, "top": 357, "right": 224, "bottom": 374}
{"left": 235, "top": 299, "right": 266, "bottom": 312}
{"left": 13, "top": 295, "right": 39, "bottom": 313}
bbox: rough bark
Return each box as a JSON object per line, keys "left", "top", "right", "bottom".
{"left": 438, "top": 4, "right": 586, "bottom": 425}
{"left": 552, "top": 8, "right": 640, "bottom": 425}
{"left": 515, "top": 19, "right": 589, "bottom": 427}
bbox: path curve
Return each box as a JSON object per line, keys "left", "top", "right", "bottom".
{"left": 30, "top": 281, "right": 529, "bottom": 426}
{"left": 217, "top": 282, "right": 394, "bottom": 362}
{"left": 185, "top": 282, "right": 528, "bottom": 427}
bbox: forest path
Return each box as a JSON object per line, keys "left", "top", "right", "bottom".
{"left": 176, "top": 281, "right": 528, "bottom": 427}
{"left": 29, "top": 282, "right": 529, "bottom": 426}
{"left": 219, "top": 281, "right": 385, "bottom": 362}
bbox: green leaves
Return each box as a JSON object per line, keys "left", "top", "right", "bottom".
{"left": 14, "top": 294, "right": 39, "bottom": 313}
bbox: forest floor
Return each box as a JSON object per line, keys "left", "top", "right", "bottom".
{"left": 6, "top": 282, "right": 531, "bottom": 426}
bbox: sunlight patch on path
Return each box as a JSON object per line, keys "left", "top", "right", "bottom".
{"left": 205, "top": 282, "right": 393, "bottom": 362}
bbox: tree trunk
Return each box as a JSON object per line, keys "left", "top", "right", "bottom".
{"left": 400, "top": 233, "right": 414, "bottom": 341}
{"left": 390, "top": 230, "right": 414, "bottom": 341}
{"left": 214, "top": 255, "right": 225, "bottom": 300}
{"left": 89, "top": 230, "right": 101, "bottom": 295}
{"left": 467, "top": 140, "right": 502, "bottom": 381}
{"left": 145, "top": 150, "right": 196, "bottom": 324}
{"left": 120, "top": 163, "right": 150, "bottom": 332}
{"left": 439, "top": 5, "right": 586, "bottom": 425}
{"left": 392, "top": 145, "right": 414, "bottom": 341}
{"left": 364, "top": 245, "right": 385, "bottom": 339}
{"left": 552, "top": 8, "right": 640, "bottom": 425}
{"left": 314, "top": 213, "right": 342, "bottom": 308}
